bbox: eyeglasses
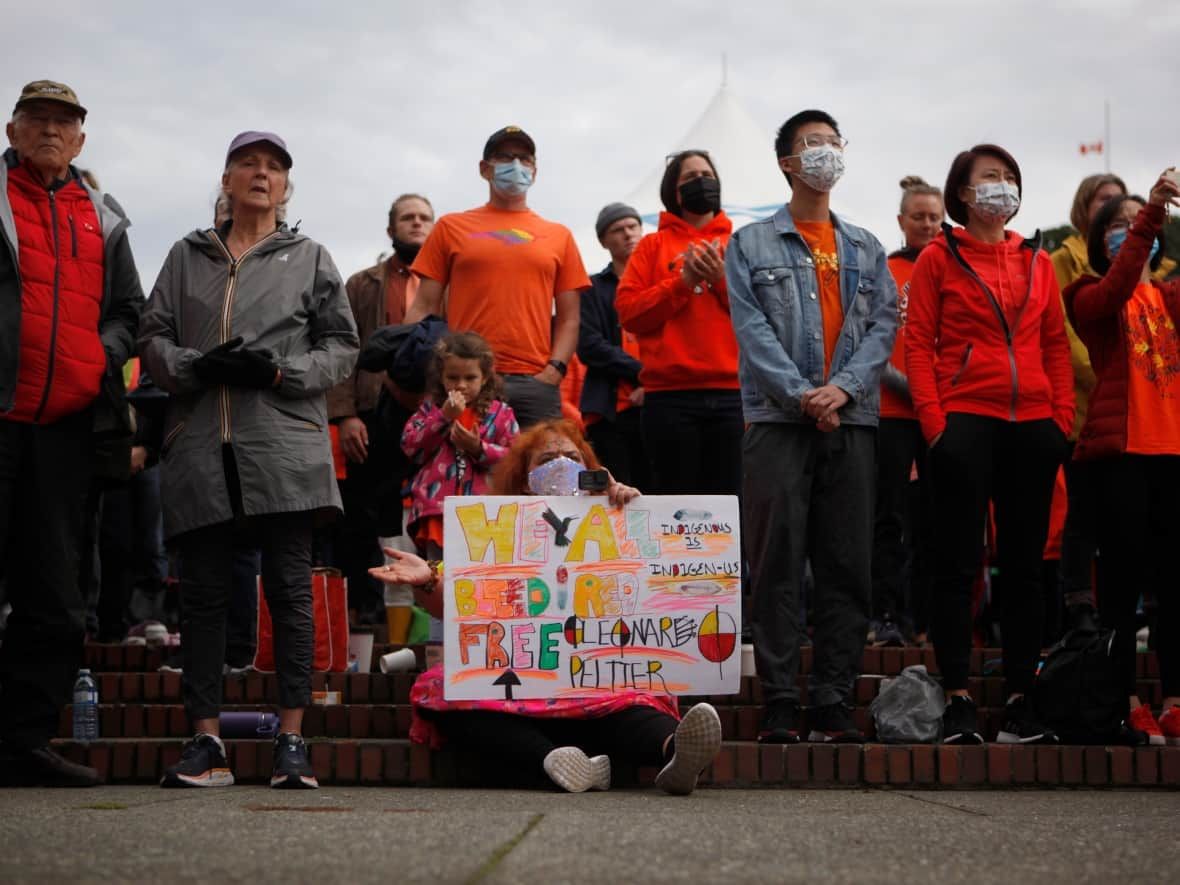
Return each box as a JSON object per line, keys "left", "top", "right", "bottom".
{"left": 665, "top": 149, "right": 712, "bottom": 166}
{"left": 489, "top": 151, "right": 536, "bottom": 167}
{"left": 796, "top": 134, "right": 848, "bottom": 150}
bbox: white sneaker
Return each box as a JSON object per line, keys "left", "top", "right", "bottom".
{"left": 655, "top": 702, "right": 722, "bottom": 795}
{"left": 542, "top": 747, "right": 610, "bottom": 793}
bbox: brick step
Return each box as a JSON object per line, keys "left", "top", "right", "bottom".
{"left": 56, "top": 700, "right": 1043, "bottom": 743}
{"left": 82, "top": 642, "right": 1167, "bottom": 682}
{"left": 48, "top": 737, "right": 1180, "bottom": 788}
{"left": 83, "top": 669, "right": 1167, "bottom": 710}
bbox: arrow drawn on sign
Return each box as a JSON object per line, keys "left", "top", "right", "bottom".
{"left": 493, "top": 669, "right": 521, "bottom": 700}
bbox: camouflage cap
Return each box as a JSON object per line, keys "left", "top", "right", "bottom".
{"left": 14, "top": 80, "right": 87, "bottom": 120}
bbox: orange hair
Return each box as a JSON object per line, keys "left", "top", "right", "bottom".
{"left": 491, "top": 418, "right": 603, "bottom": 495}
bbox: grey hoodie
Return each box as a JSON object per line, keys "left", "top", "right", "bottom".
{"left": 138, "top": 224, "right": 359, "bottom": 539}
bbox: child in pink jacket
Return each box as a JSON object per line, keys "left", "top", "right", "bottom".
{"left": 402, "top": 331, "right": 518, "bottom": 562}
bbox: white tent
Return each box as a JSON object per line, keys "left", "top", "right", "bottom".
{"left": 574, "top": 83, "right": 789, "bottom": 267}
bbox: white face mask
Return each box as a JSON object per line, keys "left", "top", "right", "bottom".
{"left": 970, "top": 181, "right": 1020, "bottom": 221}
{"left": 796, "top": 144, "right": 845, "bottom": 192}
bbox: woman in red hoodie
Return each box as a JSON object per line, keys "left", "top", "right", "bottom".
{"left": 905, "top": 144, "right": 1073, "bottom": 745}
{"left": 1063, "top": 172, "right": 1180, "bottom": 747}
{"left": 615, "top": 150, "right": 741, "bottom": 495}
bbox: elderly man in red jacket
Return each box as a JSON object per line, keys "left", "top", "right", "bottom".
{"left": 0, "top": 80, "right": 142, "bottom": 786}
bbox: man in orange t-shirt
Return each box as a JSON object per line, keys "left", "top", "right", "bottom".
{"left": 408, "top": 126, "right": 589, "bottom": 428}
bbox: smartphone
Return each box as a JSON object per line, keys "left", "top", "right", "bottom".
{"left": 577, "top": 469, "right": 610, "bottom": 493}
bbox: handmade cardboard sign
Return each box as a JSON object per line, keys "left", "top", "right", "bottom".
{"left": 442, "top": 495, "right": 741, "bottom": 700}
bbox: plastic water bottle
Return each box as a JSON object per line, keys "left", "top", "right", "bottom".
{"left": 72, "top": 669, "right": 99, "bottom": 742}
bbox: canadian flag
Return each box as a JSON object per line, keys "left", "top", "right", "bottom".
{"left": 1079, "top": 141, "right": 1104, "bottom": 155}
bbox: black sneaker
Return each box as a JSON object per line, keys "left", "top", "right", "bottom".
{"left": 941, "top": 695, "right": 983, "bottom": 744}
{"left": 807, "top": 703, "right": 864, "bottom": 743}
{"left": 0, "top": 743, "right": 102, "bottom": 787}
{"left": 758, "top": 701, "right": 801, "bottom": 744}
{"left": 997, "top": 696, "right": 1058, "bottom": 744}
{"left": 161, "top": 733, "right": 234, "bottom": 787}
{"left": 271, "top": 733, "right": 318, "bottom": 789}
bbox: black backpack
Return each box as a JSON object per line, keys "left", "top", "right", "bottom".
{"left": 1034, "top": 627, "right": 1127, "bottom": 744}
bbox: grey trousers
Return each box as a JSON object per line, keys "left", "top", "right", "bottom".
{"left": 502, "top": 375, "right": 562, "bottom": 430}
{"left": 743, "top": 422, "right": 875, "bottom": 707}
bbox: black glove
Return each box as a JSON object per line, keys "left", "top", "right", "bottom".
{"left": 193, "top": 337, "right": 279, "bottom": 389}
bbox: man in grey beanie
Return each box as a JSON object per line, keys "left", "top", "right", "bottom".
{"left": 576, "top": 203, "right": 648, "bottom": 486}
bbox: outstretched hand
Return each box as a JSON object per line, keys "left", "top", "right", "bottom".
{"left": 368, "top": 547, "right": 433, "bottom": 588}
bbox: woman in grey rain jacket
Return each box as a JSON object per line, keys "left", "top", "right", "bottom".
{"left": 138, "top": 131, "right": 358, "bottom": 790}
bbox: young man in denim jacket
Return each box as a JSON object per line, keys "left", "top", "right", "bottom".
{"left": 726, "top": 110, "right": 897, "bottom": 744}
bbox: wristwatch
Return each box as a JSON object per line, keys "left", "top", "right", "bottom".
{"left": 548, "top": 359, "right": 568, "bottom": 377}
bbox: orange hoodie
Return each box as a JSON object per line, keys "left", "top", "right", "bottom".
{"left": 614, "top": 211, "right": 739, "bottom": 393}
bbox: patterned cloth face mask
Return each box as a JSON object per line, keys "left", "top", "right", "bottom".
{"left": 970, "top": 181, "right": 1020, "bottom": 221}
{"left": 796, "top": 145, "right": 845, "bottom": 192}
{"left": 526, "top": 456, "right": 584, "bottom": 496}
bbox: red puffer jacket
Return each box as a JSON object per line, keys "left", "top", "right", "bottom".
{"left": 905, "top": 225, "right": 1074, "bottom": 442}
{"left": 1064, "top": 202, "right": 1180, "bottom": 460}
{"left": 6, "top": 162, "right": 106, "bottom": 423}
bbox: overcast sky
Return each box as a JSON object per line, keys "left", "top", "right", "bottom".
{"left": 5, "top": 0, "right": 1179, "bottom": 286}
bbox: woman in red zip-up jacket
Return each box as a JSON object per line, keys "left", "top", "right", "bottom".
{"left": 615, "top": 150, "right": 741, "bottom": 495}
{"left": 905, "top": 144, "right": 1073, "bottom": 746}
{"left": 1063, "top": 172, "right": 1180, "bottom": 747}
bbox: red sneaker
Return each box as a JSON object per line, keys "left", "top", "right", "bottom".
{"left": 1158, "top": 705, "right": 1180, "bottom": 747}
{"left": 1129, "top": 704, "right": 1165, "bottom": 746}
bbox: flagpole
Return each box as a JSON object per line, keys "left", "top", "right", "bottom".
{"left": 1104, "top": 99, "right": 1111, "bottom": 173}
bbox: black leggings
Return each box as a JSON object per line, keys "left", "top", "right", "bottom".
{"left": 1093, "top": 454, "right": 1180, "bottom": 700}
{"left": 928, "top": 414, "right": 1065, "bottom": 695}
{"left": 426, "top": 707, "right": 677, "bottom": 772}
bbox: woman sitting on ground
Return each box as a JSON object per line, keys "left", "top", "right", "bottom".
{"left": 370, "top": 418, "right": 722, "bottom": 794}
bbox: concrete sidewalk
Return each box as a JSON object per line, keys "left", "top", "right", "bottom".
{"left": 0, "top": 786, "right": 1174, "bottom": 884}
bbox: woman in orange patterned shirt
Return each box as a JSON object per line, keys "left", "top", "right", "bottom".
{"left": 1063, "top": 171, "right": 1180, "bottom": 747}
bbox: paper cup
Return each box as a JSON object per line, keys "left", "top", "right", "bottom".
{"left": 741, "top": 643, "right": 756, "bottom": 678}
{"left": 379, "top": 647, "right": 418, "bottom": 674}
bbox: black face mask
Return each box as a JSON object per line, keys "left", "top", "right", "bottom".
{"left": 678, "top": 176, "right": 721, "bottom": 215}
{"left": 391, "top": 236, "right": 421, "bottom": 264}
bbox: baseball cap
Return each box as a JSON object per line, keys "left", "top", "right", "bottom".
{"left": 225, "top": 131, "right": 293, "bottom": 170}
{"left": 483, "top": 126, "right": 536, "bottom": 161}
{"left": 14, "top": 80, "right": 87, "bottom": 120}
{"left": 596, "top": 202, "right": 641, "bottom": 240}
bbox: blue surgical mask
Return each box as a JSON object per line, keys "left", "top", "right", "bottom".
{"left": 527, "top": 456, "right": 583, "bottom": 496}
{"left": 492, "top": 159, "right": 533, "bottom": 197}
{"left": 1106, "top": 227, "right": 1160, "bottom": 262}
